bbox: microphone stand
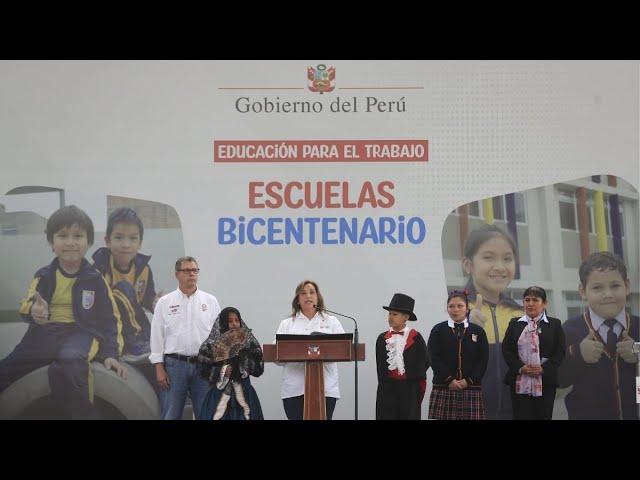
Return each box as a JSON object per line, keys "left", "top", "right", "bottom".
{"left": 315, "top": 305, "right": 359, "bottom": 420}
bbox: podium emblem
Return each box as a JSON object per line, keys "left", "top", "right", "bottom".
{"left": 307, "top": 345, "right": 321, "bottom": 357}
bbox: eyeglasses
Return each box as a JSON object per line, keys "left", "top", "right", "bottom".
{"left": 177, "top": 268, "right": 200, "bottom": 274}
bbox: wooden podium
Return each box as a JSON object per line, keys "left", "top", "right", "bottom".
{"left": 263, "top": 334, "right": 365, "bottom": 420}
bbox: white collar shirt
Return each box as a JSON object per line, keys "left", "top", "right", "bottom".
{"left": 275, "top": 311, "right": 345, "bottom": 399}
{"left": 149, "top": 287, "right": 221, "bottom": 364}
{"left": 447, "top": 318, "right": 469, "bottom": 328}
{"left": 589, "top": 307, "right": 625, "bottom": 340}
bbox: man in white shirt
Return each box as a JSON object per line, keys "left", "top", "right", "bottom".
{"left": 149, "top": 256, "right": 220, "bottom": 420}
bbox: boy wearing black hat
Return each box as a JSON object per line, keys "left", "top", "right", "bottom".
{"left": 375, "top": 293, "right": 431, "bottom": 420}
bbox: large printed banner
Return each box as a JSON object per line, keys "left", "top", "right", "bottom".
{"left": 0, "top": 61, "right": 638, "bottom": 420}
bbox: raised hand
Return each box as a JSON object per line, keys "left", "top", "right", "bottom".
{"left": 468, "top": 294, "right": 488, "bottom": 327}
{"left": 617, "top": 330, "right": 637, "bottom": 364}
{"left": 579, "top": 330, "right": 605, "bottom": 364}
{"left": 31, "top": 292, "right": 50, "bottom": 325}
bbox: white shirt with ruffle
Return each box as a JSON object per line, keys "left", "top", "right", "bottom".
{"left": 386, "top": 327, "right": 412, "bottom": 375}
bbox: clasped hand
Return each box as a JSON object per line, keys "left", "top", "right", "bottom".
{"left": 521, "top": 364, "right": 543, "bottom": 376}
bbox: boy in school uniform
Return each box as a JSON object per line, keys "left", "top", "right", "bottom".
{"left": 0, "top": 205, "right": 127, "bottom": 419}
{"left": 560, "top": 251, "right": 639, "bottom": 420}
{"left": 92, "top": 207, "right": 160, "bottom": 360}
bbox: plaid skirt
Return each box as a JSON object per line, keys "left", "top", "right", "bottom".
{"left": 428, "top": 385, "right": 485, "bottom": 420}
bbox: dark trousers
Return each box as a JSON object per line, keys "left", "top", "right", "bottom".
{"left": 283, "top": 395, "right": 337, "bottom": 420}
{"left": 0, "top": 323, "right": 98, "bottom": 419}
{"left": 510, "top": 385, "right": 556, "bottom": 420}
{"left": 376, "top": 380, "right": 421, "bottom": 420}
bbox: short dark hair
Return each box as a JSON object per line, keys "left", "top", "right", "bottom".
{"left": 523, "top": 286, "right": 547, "bottom": 302}
{"left": 579, "top": 251, "right": 628, "bottom": 286}
{"left": 106, "top": 207, "right": 144, "bottom": 241}
{"left": 46, "top": 205, "right": 94, "bottom": 246}
{"left": 175, "top": 256, "right": 198, "bottom": 271}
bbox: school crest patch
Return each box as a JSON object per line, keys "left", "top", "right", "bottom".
{"left": 201, "top": 304, "right": 208, "bottom": 312}
{"left": 136, "top": 279, "right": 146, "bottom": 296}
{"left": 82, "top": 290, "right": 95, "bottom": 309}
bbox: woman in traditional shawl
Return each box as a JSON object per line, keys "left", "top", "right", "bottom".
{"left": 197, "top": 307, "right": 264, "bottom": 420}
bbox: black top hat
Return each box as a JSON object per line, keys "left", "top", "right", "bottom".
{"left": 382, "top": 293, "right": 417, "bottom": 321}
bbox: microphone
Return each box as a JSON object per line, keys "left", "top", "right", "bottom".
{"left": 313, "top": 305, "right": 359, "bottom": 332}
{"left": 313, "top": 304, "right": 360, "bottom": 421}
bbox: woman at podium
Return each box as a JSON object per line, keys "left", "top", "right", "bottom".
{"left": 276, "top": 279, "right": 345, "bottom": 420}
